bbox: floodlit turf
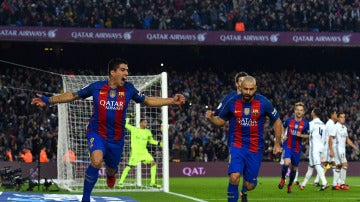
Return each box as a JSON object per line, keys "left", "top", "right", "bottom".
{"left": 1, "top": 177, "right": 359, "bottom": 201}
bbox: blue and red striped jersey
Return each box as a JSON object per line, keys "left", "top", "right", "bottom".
{"left": 77, "top": 80, "right": 145, "bottom": 141}
{"left": 219, "top": 94, "right": 280, "bottom": 152}
{"left": 214, "top": 90, "right": 237, "bottom": 116}
{"left": 283, "top": 117, "right": 309, "bottom": 153}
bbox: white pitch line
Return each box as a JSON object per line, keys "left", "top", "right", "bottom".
{"left": 167, "top": 191, "right": 208, "bottom": 202}
{"left": 203, "top": 197, "right": 360, "bottom": 201}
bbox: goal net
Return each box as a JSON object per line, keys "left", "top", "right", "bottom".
{"left": 57, "top": 72, "right": 169, "bottom": 193}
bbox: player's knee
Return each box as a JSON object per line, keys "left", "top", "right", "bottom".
{"left": 244, "top": 180, "right": 257, "bottom": 191}
{"left": 229, "top": 173, "right": 241, "bottom": 184}
{"left": 91, "top": 161, "right": 103, "bottom": 169}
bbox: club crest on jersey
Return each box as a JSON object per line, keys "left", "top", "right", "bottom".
{"left": 118, "top": 92, "right": 125, "bottom": 98}
{"left": 89, "top": 137, "right": 94, "bottom": 149}
{"left": 295, "top": 124, "right": 298, "bottom": 129}
{"left": 244, "top": 108, "right": 250, "bottom": 115}
{"left": 110, "top": 90, "right": 116, "bottom": 98}
{"left": 252, "top": 109, "right": 259, "bottom": 116}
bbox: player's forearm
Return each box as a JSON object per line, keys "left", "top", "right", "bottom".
{"left": 207, "top": 116, "right": 226, "bottom": 127}
{"left": 273, "top": 119, "right": 283, "bottom": 147}
{"left": 49, "top": 92, "right": 79, "bottom": 104}
{"left": 144, "top": 97, "right": 174, "bottom": 107}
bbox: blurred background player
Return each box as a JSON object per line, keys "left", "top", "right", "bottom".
{"left": 299, "top": 108, "right": 329, "bottom": 191}
{"left": 313, "top": 109, "right": 337, "bottom": 187}
{"left": 279, "top": 134, "right": 299, "bottom": 185}
{"left": 119, "top": 117, "right": 162, "bottom": 188}
{"left": 214, "top": 72, "right": 249, "bottom": 117}
{"left": 330, "top": 112, "right": 359, "bottom": 190}
{"left": 278, "top": 102, "right": 309, "bottom": 193}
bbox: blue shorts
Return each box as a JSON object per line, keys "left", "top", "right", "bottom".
{"left": 283, "top": 147, "right": 301, "bottom": 167}
{"left": 87, "top": 131, "right": 124, "bottom": 169}
{"left": 228, "top": 147, "right": 262, "bottom": 184}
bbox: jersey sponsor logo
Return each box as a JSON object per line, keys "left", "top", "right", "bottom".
{"left": 236, "top": 117, "right": 258, "bottom": 127}
{"left": 99, "top": 100, "right": 124, "bottom": 110}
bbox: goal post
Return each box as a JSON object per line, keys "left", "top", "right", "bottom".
{"left": 57, "top": 73, "right": 169, "bottom": 193}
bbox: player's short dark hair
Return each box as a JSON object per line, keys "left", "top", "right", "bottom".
{"left": 108, "top": 58, "right": 128, "bottom": 75}
{"left": 328, "top": 109, "right": 337, "bottom": 118}
{"left": 337, "top": 111, "right": 345, "bottom": 117}
{"left": 312, "top": 108, "right": 321, "bottom": 117}
{"left": 234, "top": 71, "right": 248, "bottom": 83}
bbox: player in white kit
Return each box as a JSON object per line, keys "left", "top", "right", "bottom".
{"left": 329, "top": 112, "right": 359, "bottom": 190}
{"left": 299, "top": 108, "right": 329, "bottom": 191}
{"left": 313, "top": 109, "right": 337, "bottom": 187}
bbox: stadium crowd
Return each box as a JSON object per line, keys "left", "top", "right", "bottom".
{"left": 1, "top": 0, "right": 360, "bottom": 32}
{"left": 0, "top": 66, "right": 359, "bottom": 163}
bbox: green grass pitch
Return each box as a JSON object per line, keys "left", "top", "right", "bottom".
{"left": 2, "top": 177, "right": 359, "bottom": 201}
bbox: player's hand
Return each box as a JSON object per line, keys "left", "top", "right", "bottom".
{"left": 173, "top": 94, "right": 186, "bottom": 105}
{"left": 272, "top": 144, "right": 282, "bottom": 155}
{"left": 158, "top": 142, "right": 163, "bottom": 147}
{"left": 31, "top": 93, "right": 48, "bottom": 107}
{"left": 205, "top": 110, "right": 215, "bottom": 120}
{"left": 129, "top": 113, "right": 135, "bottom": 118}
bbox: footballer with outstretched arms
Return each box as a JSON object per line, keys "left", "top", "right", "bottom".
{"left": 31, "top": 58, "right": 185, "bottom": 202}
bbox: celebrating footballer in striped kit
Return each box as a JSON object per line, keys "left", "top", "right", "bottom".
{"left": 31, "top": 58, "right": 186, "bottom": 202}
{"left": 206, "top": 76, "right": 283, "bottom": 202}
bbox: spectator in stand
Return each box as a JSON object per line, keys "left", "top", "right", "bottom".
{"left": 4, "top": 148, "right": 13, "bottom": 162}
{"left": 39, "top": 145, "right": 49, "bottom": 163}
{"left": 1, "top": 66, "right": 360, "bottom": 165}
{"left": 19, "top": 148, "right": 33, "bottom": 163}
{"left": 0, "top": 0, "right": 359, "bottom": 32}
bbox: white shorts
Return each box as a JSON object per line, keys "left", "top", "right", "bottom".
{"left": 309, "top": 149, "right": 322, "bottom": 166}
{"left": 334, "top": 151, "right": 347, "bottom": 165}
{"left": 322, "top": 148, "right": 330, "bottom": 162}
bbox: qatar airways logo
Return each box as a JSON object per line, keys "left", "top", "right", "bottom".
{"left": 47, "top": 29, "right": 57, "bottom": 38}
{"left": 99, "top": 100, "right": 124, "bottom": 110}
{"left": 219, "top": 33, "right": 279, "bottom": 42}
{"left": 292, "top": 34, "right": 352, "bottom": 43}
{"left": 236, "top": 118, "right": 258, "bottom": 127}
{"left": 183, "top": 167, "right": 206, "bottom": 176}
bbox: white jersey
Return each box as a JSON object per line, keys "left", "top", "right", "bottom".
{"left": 334, "top": 122, "right": 348, "bottom": 153}
{"left": 308, "top": 118, "right": 326, "bottom": 166}
{"left": 325, "top": 119, "right": 336, "bottom": 148}
{"left": 309, "top": 118, "right": 326, "bottom": 152}
{"left": 324, "top": 119, "right": 336, "bottom": 161}
{"left": 332, "top": 122, "right": 348, "bottom": 164}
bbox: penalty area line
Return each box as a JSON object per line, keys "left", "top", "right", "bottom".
{"left": 167, "top": 191, "right": 208, "bottom": 202}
